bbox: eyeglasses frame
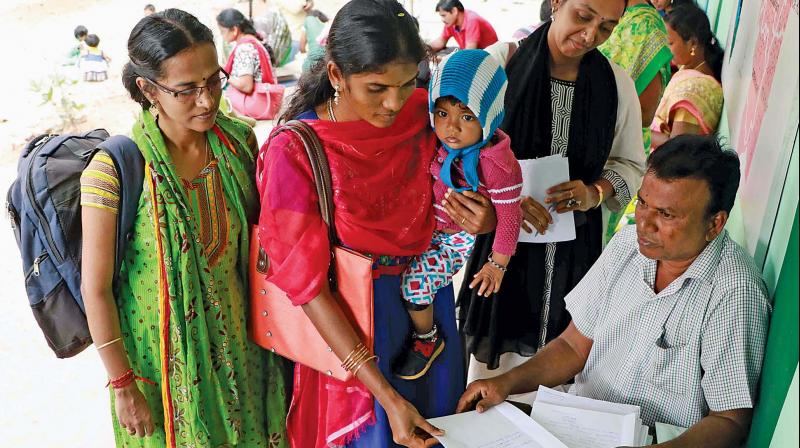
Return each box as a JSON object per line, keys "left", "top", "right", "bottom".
{"left": 145, "top": 68, "right": 230, "bottom": 102}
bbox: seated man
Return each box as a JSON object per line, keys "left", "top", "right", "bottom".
{"left": 457, "top": 135, "right": 771, "bottom": 447}
{"left": 428, "top": 0, "right": 499, "bottom": 52}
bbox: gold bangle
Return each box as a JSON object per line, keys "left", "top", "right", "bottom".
{"left": 343, "top": 347, "right": 371, "bottom": 372}
{"left": 351, "top": 355, "right": 379, "bottom": 377}
{"left": 96, "top": 337, "right": 122, "bottom": 351}
{"left": 342, "top": 345, "right": 368, "bottom": 369}
{"left": 342, "top": 342, "right": 364, "bottom": 367}
{"left": 593, "top": 183, "right": 605, "bottom": 209}
{"left": 341, "top": 344, "right": 369, "bottom": 371}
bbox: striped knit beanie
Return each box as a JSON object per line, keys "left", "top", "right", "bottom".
{"left": 428, "top": 49, "right": 508, "bottom": 146}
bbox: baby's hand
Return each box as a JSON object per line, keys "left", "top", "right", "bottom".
{"left": 469, "top": 261, "right": 506, "bottom": 297}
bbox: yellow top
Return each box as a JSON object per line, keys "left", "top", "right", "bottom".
{"left": 80, "top": 150, "right": 119, "bottom": 214}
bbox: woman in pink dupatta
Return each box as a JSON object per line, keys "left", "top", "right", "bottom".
{"left": 256, "top": 1, "right": 497, "bottom": 447}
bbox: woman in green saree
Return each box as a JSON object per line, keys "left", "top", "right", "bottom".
{"left": 598, "top": 0, "right": 673, "bottom": 242}
{"left": 79, "top": 9, "right": 290, "bottom": 447}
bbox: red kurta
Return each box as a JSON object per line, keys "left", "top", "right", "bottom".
{"left": 256, "top": 88, "right": 437, "bottom": 306}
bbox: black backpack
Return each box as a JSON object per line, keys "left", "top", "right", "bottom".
{"left": 6, "top": 130, "right": 144, "bottom": 358}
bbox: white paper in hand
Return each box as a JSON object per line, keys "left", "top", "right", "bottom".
{"left": 517, "top": 156, "right": 576, "bottom": 243}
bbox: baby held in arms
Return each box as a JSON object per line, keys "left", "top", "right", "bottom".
{"left": 395, "top": 49, "right": 522, "bottom": 380}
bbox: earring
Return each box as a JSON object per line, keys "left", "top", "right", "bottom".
{"left": 149, "top": 101, "right": 160, "bottom": 118}
{"left": 690, "top": 46, "right": 696, "bottom": 56}
{"left": 334, "top": 84, "right": 341, "bottom": 106}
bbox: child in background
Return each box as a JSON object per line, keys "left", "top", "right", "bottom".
{"left": 395, "top": 49, "right": 523, "bottom": 380}
{"left": 144, "top": 3, "right": 156, "bottom": 15}
{"left": 80, "top": 34, "right": 111, "bottom": 82}
{"left": 65, "top": 25, "right": 88, "bottom": 66}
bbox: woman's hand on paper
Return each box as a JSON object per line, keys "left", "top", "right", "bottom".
{"left": 456, "top": 376, "right": 512, "bottom": 414}
{"left": 520, "top": 196, "right": 553, "bottom": 234}
{"left": 443, "top": 189, "right": 497, "bottom": 234}
{"left": 385, "top": 394, "right": 444, "bottom": 448}
{"left": 545, "top": 180, "right": 595, "bottom": 213}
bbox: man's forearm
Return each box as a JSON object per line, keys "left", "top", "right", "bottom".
{"left": 428, "top": 37, "right": 446, "bottom": 52}
{"left": 501, "top": 337, "right": 587, "bottom": 395}
{"left": 659, "top": 410, "right": 750, "bottom": 448}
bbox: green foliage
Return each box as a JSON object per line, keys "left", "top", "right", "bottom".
{"left": 29, "top": 73, "right": 85, "bottom": 132}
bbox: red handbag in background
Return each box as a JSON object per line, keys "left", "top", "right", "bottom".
{"left": 249, "top": 120, "right": 374, "bottom": 381}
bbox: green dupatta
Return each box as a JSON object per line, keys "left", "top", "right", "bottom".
{"left": 131, "top": 110, "right": 257, "bottom": 446}
{"left": 599, "top": 3, "right": 673, "bottom": 96}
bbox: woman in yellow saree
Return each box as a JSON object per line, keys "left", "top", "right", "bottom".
{"left": 652, "top": 3, "right": 724, "bottom": 148}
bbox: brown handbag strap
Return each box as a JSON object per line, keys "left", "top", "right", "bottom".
{"left": 271, "top": 120, "right": 342, "bottom": 291}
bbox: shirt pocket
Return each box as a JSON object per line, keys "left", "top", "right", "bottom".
{"left": 646, "top": 342, "right": 693, "bottom": 397}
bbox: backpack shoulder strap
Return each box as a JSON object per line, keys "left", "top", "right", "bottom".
{"left": 96, "top": 136, "right": 145, "bottom": 280}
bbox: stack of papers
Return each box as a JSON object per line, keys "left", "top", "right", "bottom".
{"left": 530, "top": 387, "right": 652, "bottom": 447}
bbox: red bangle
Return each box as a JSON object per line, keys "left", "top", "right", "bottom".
{"left": 106, "top": 369, "right": 156, "bottom": 389}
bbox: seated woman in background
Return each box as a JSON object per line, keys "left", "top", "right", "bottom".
{"left": 651, "top": 3, "right": 724, "bottom": 149}
{"left": 217, "top": 8, "right": 284, "bottom": 120}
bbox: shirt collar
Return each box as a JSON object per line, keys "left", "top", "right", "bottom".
{"left": 681, "top": 229, "right": 727, "bottom": 284}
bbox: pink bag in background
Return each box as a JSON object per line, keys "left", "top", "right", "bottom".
{"left": 225, "top": 82, "right": 285, "bottom": 120}
{"left": 224, "top": 35, "right": 285, "bottom": 120}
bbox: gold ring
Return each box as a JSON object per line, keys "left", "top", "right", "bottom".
{"left": 569, "top": 190, "right": 574, "bottom": 199}
{"left": 461, "top": 217, "right": 466, "bottom": 225}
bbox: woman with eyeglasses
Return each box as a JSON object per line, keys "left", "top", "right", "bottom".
{"left": 79, "top": 9, "right": 290, "bottom": 447}
{"left": 217, "top": 8, "right": 284, "bottom": 120}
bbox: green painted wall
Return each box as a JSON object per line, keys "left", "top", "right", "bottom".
{"left": 698, "top": 1, "right": 800, "bottom": 446}
{"left": 770, "top": 368, "right": 799, "bottom": 447}
{"left": 747, "top": 207, "right": 799, "bottom": 447}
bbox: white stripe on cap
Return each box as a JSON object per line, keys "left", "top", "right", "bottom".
{"left": 467, "top": 53, "right": 500, "bottom": 139}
